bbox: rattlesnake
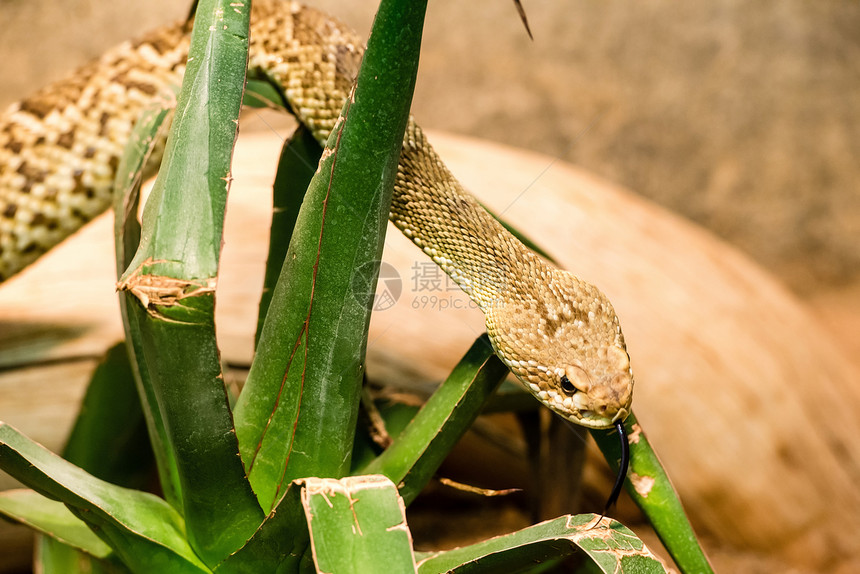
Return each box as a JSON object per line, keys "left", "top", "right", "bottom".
{"left": 0, "top": 1, "right": 633, "bottom": 434}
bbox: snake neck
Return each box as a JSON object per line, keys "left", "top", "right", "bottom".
{"left": 391, "top": 121, "right": 551, "bottom": 310}
{"left": 246, "top": 3, "right": 532, "bottom": 308}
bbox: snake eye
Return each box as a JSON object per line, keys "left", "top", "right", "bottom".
{"left": 560, "top": 374, "right": 577, "bottom": 395}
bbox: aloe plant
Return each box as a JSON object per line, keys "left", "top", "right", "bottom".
{"left": 0, "top": 0, "right": 712, "bottom": 572}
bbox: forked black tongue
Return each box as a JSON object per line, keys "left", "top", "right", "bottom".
{"left": 602, "top": 419, "right": 629, "bottom": 514}
{"left": 562, "top": 417, "right": 630, "bottom": 527}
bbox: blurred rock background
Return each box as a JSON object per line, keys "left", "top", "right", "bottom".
{"left": 1, "top": 0, "right": 857, "bottom": 299}
{"left": 0, "top": 0, "right": 858, "bottom": 571}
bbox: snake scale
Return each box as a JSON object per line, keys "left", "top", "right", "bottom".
{"left": 0, "top": 0, "right": 633, "bottom": 477}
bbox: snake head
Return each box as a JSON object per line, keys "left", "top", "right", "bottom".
{"left": 553, "top": 343, "right": 633, "bottom": 428}
{"left": 485, "top": 269, "right": 634, "bottom": 429}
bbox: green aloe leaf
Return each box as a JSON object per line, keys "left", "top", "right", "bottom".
{"left": 36, "top": 535, "right": 131, "bottom": 574}
{"left": 360, "top": 335, "right": 508, "bottom": 504}
{"left": 114, "top": 0, "right": 265, "bottom": 565}
{"left": 122, "top": 0, "right": 249, "bottom": 281}
{"left": 0, "top": 423, "right": 210, "bottom": 573}
{"left": 481, "top": 380, "right": 542, "bottom": 413}
{"left": 350, "top": 398, "right": 420, "bottom": 473}
{"left": 213, "top": 482, "right": 309, "bottom": 574}
{"left": 255, "top": 125, "right": 323, "bottom": 346}
{"left": 415, "top": 514, "right": 668, "bottom": 574}
{"left": 61, "top": 342, "right": 153, "bottom": 489}
{"left": 233, "top": 0, "right": 428, "bottom": 511}
{"left": 302, "top": 475, "right": 417, "bottom": 574}
{"left": 112, "top": 95, "right": 176, "bottom": 279}
{"left": 111, "top": 92, "right": 182, "bottom": 509}
{"left": 0, "top": 489, "right": 113, "bottom": 560}
{"left": 33, "top": 342, "right": 155, "bottom": 572}
{"left": 243, "top": 79, "right": 289, "bottom": 110}
{"left": 591, "top": 413, "right": 713, "bottom": 574}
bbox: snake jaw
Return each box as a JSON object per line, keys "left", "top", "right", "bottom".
{"left": 573, "top": 405, "right": 630, "bottom": 429}
{"left": 572, "top": 362, "right": 633, "bottom": 428}
{"left": 512, "top": 369, "right": 630, "bottom": 430}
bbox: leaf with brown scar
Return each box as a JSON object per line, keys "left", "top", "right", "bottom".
{"left": 630, "top": 472, "right": 656, "bottom": 498}
{"left": 116, "top": 257, "right": 216, "bottom": 320}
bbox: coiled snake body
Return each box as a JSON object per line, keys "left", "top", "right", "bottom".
{"left": 0, "top": 1, "right": 633, "bottom": 431}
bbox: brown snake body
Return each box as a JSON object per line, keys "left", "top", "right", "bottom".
{"left": 0, "top": 1, "right": 633, "bottom": 431}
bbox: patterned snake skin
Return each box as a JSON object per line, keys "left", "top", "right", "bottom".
{"left": 0, "top": 0, "right": 632, "bottom": 429}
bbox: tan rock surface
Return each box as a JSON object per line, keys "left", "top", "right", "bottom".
{"left": 0, "top": 124, "right": 858, "bottom": 571}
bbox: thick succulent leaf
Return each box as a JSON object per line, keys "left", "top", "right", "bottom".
{"left": 302, "top": 476, "right": 417, "bottom": 574}
{"left": 114, "top": 0, "right": 265, "bottom": 564}
{"left": 243, "top": 79, "right": 289, "bottom": 110}
{"left": 61, "top": 342, "right": 153, "bottom": 489}
{"left": 350, "top": 399, "right": 420, "bottom": 473}
{"left": 255, "top": 125, "right": 322, "bottom": 346}
{"left": 0, "top": 489, "right": 112, "bottom": 559}
{"left": 111, "top": 92, "right": 183, "bottom": 509}
{"left": 36, "top": 536, "right": 131, "bottom": 574}
{"left": 481, "top": 380, "right": 542, "bottom": 413}
{"left": 0, "top": 423, "right": 210, "bottom": 573}
{"left": 34, "top": 342, "right": 156, "bottom": 572}
{"left": 360, "top": 335, "right": 508, "bottom": 504}
{"left": 122, "top": 297, "right": 264, "bottom": 564}
{"left": 591, "top": 413, "right": 713, "bottom": 573}
{"left": 233, "top": 0, "right": 428, "bottom": 511}
{"left": 122, "top": 0, "right": 248, "bottom": 281}
{"left": 112, "top": 96, "right": 174, "bottom": 277}
{"left": 415, "top": 514, "right": 668, "bottom": 574}
{"left": 213, "top": 482, "right": 309, "bottom": 574}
